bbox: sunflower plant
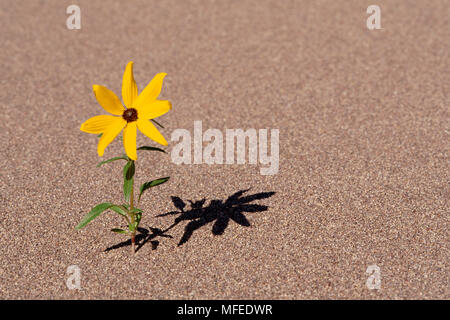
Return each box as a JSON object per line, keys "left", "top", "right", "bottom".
{"left": 76, "top": 61, "right": 171, "bottom": 254}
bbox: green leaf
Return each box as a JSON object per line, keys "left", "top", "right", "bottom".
{"left": 138, "top": 177, "right": 170, "bottom": 202}
{"left": 75, "top": 202, "right": 114, "bottom": 230}
{"left": 135, "top": 211, "right": 142, "bottom": 226}
{"left": 110, "top": 205, "right": 128, "bottom": 217}
{"left": 151, "top": 119, "right": 164, "bottom": 128}
{"left": 129, "top": 208, "right": 143, "bottom": 214}
{"left": 111, "top": 228, "right": 128, "bottom": 234}
{"left": 137, "top": 146, "right": 166, "bottom": 153}
{"left": 123, "top": 160, "right": 135, "bottom": 202}
{"left": 128, "top": 221, "right": 138, "bottom": 232}
{"left": 123, "top": 160, "right": 135, "bottom": 180}
{"left": 121, "top": 205, "right": 142, "bottom": 215}
{"left": 97, "top": 133, "right": 103, "bottom": 138}
{"left": 97, "top": 155, "right": 128, "bottom": 167}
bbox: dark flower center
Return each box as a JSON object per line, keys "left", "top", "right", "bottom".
{"left": 122, "top": 108, "right": 138, "bottom": 122}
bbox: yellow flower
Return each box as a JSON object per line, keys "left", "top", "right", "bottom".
{"left": 80, "top": 61, "right": 171, "bottom": 160}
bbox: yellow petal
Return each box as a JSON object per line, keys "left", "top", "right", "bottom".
{"left": 134, "top": 73, "right": 167, "bottom": 108}
{"left": 137, "top": 119, "right": 168, "bottom": 146}
{"left": 122, "top": 61, "right": 138, "bottom": 108}
{"left": 123, "top": 122, "right": 137, "bottom": 160}
{"left": 136, "top": 100, "right": 172, "bottom": 120}
{"left": 80, "top": 115, "right": 119, "bottom": 134}
{"left": 97, "top": 117, "right": 126, "bottom": 157}
{"left": 93, "top": 85, "right": 125, "bottom": 116}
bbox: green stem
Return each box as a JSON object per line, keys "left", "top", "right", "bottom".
{"left": 130, "top": 164, "right": 136, "bottom": 254}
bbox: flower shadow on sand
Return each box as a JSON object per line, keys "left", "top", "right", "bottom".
{"left": 104, "top": 189, "right": 275, "bottom": 252}
{"left": 159, "top": 189, "right": 276, "bottom": 246}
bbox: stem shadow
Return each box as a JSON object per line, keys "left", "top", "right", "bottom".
{"left": 104, "top": 227, "right": 173, "bottom": 253}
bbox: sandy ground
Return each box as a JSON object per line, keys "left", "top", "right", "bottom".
{"left": 0, "top": 0, "right": 448, "bottom": 299}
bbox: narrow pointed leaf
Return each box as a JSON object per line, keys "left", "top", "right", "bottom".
{"left": 123, "top": 160, "right": 135, "bottom": 202}
{"left": 137, "top": 146, "right": 166, "bottom": 153}
{"left": 121, "top": 204, "right": 142, "bottom": 213}
{"left": 151, "top": 119, "right": 164, "bottom": 128}
{"left": 75, "top": 202, "right": 114, "bottom": 230}
{"left": 138, "top": 177, "right": 170, "bottom": 202}
{"left": 123, "top": 160, "right": 135, "bottom": 179}
{"left": 111, "top": 228, "right": 128, "bottom": 234}
{"left": 110, "top": 205, "right": 128, "bottom": 217}
{"left": 97, "top": 155, "right": 128, "bottom": 167}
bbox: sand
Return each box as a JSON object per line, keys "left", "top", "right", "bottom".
{"left": 0, "top": 0, "right": 448, "bottom": 299}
